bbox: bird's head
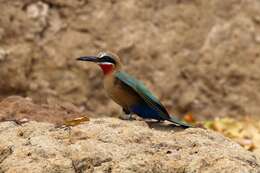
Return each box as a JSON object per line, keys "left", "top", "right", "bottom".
{"left": 77, "top": 52, "right": 121, "bottom": 75}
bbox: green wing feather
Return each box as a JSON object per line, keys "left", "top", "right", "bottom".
{"left": 115, "top": 71, "right": 170, "bottom": 119}
{"left": 115, "top": 71, "right": 192, "bottom": 128}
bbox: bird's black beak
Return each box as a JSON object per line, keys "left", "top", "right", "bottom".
{"left": 76, "top": 56, "right": 99, "bottom": 62}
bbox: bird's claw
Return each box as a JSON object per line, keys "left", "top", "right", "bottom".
{"left": 119, "top": 113, "right": 135, "bottom": 120}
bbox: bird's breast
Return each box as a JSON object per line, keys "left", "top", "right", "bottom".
{"left": 103, "top": 75, "right": 140, "bottom": 109}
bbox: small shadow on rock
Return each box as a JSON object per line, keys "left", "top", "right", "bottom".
{"left": 145, "top": 121, "right": 188, "bottom": 132}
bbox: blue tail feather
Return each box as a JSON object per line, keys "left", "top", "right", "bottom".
{"left": 130, "top": 104, "right": 192, "bottom": 128}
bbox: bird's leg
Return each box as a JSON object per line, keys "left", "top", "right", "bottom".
{"left": 120, "top": 108, "right": 134, "bottom": 120}
{"left": 125, "top": 113, "right": 133, "bottom": 120}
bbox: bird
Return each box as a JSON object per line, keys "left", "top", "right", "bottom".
{"left": 76, "top": 52, "right": 192, "bottom": 128}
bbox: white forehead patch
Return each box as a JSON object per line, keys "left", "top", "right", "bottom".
{"left": 98, "top": 52, "right": 107, "bottom": 58}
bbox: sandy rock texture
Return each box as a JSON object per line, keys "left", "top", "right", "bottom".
{"left": 0, "top": 118, "right": 259, "bottom": 173}
{"left": 0, "top": 0, "right": 260, "bottom": 118}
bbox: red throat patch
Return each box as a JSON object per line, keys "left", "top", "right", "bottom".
{"left": 98, "top": 63, "right": 114, "bottom": 75}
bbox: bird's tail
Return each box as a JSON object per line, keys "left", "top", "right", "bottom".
{"left": 169, "top": 115, "right": 192, "bottom": 128}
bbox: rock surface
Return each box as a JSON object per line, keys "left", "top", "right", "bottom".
{"left": 0, "top": 0, "right": 260, "bottom": 118}
{"left": 0, "top": 118, "right": 259, "bottom": 173}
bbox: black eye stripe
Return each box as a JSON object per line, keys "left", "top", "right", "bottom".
{"left": 100, "top": 56, "right": 116, "bottom": 64}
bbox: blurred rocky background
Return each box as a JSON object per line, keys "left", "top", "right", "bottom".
{"left": 1, "top": 1, "right": 260, "bottom": 172}
{"left": 0, "top": 0, "right": 260, "bottom": 120}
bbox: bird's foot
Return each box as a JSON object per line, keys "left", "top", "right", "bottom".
{"left": 119, "top": 113, "right": 135, "bottom": 120}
